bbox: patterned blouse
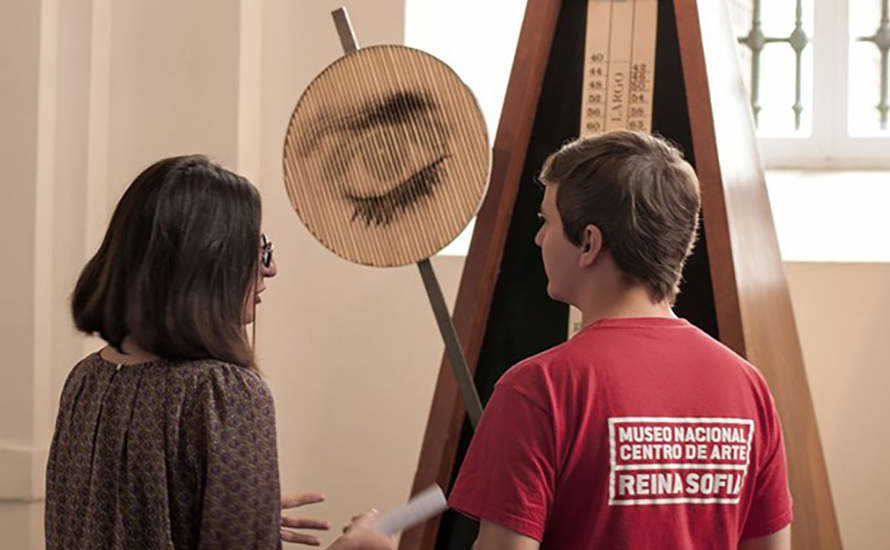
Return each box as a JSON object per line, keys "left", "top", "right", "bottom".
{"left": 45, "top": 353, "right": 281, "bottom": 549}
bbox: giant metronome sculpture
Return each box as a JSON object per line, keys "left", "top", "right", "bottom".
{"left": 401, "top": 1, "right": 843, "bottom": 550}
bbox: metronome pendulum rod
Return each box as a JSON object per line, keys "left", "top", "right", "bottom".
{"left": 330, "top": 7, "right": 484, "bottom": 428}
{"left": 416, "top": 259, "right": 484, "bottom": 428}
{"left": 331, "top": 7, "right": 359, "bottom": 54}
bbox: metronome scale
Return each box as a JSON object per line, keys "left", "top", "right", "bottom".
{"left": 581, "top": 0, "right": 658, "bottom": 135}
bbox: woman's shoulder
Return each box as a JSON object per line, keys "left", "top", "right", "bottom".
{"left": 183, "top": 358, "right": 272, "bottom": 396}
{"left": 61, "top": 351, "right": 108, "bottom": 388}
{"left": 178, "top": 360, "right": 277, "bottom": 429}
{"left": 149, "top": 358, "right": 276, "bottom": 423}
{"left": 171, "top": 360, "right": 275, "bottom": 417}
{"left": 65, "top": 352, "right": 271, "bottom": 401}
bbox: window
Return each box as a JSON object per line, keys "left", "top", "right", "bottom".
{"left": 409, "top": 0, "right": 890, "bottom": 259}
{"left": 730, "top": 0, "right": 890, "bottom": 168}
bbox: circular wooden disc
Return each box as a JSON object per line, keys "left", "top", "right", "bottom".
{"left": 283, "top": 45, "right": 490, "bottom": 267}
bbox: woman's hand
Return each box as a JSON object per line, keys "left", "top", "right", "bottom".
{"left": 280, "top": 492, "right": 331, "bottom": 546}
{"left": 327, "top": 510, "right": 396, "bottom": 550}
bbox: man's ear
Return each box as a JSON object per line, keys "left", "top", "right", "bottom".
{"left": 578, "top": 224, "right": 603, "bottom": 268}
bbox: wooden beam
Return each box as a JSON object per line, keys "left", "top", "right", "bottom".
{"left": 675, "top": 1, "right": 843, "bottom": 548}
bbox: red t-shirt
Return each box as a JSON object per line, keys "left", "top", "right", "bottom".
{"left": 449, "top": 317, "right": 792, "bottom": 549}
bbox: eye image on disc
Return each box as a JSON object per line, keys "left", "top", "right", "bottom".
{"left": 283, "top": 45, "right": 490, "bottom": 267}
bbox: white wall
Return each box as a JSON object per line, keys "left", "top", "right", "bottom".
{"left": 0, "top": 1, "right": 92, "bottom": 547}
{"left": 784, "top": 262, "right": 890, "bottom": 550}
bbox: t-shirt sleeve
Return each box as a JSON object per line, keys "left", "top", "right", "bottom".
{"left": 742, "top": 387, "right": 793, "bottom": 538}
{"left": 187, "top": 366, "right": 282, "bottom": 549}
{"left": 448, "top": 380, "right": 557, "bottom": 541}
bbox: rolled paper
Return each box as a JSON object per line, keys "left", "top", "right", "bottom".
{"left": 375, "top": 484, "right": 448, "bottom": 536}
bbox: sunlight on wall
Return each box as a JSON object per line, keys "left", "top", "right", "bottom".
{"left": 404, "top": 0, "right": 527, "bottom": 256}
{"left": 766, "top": 170, "right": 890, "bottom": 262}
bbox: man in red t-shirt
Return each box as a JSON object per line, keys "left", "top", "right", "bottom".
{"left": 448, "top": 131, "right": 792, "bottom": 549}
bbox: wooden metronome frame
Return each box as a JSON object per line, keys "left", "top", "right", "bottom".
{"left": 400, "top": 1, "right": 843, "bottom": 549}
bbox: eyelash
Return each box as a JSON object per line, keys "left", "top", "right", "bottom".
{"left": 344, "top": 155, "right": 448, "bottom": 226}
{"left": 298, "top": 91, "right": 452, "bottom": 227}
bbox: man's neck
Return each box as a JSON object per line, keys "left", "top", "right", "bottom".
{"left": 577, "top": 285, "right": 675, "bottom": 329}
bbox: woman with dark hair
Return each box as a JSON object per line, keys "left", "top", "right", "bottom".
{"left": 45, "top": 155, "right": 394, "bottom": 549}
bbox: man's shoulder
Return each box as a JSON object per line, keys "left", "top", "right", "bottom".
{"left": 496, "top": 339, "right": 591, "bottom": 396}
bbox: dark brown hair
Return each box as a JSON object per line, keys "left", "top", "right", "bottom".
{"left": 539, "top": 130, "right": 701, "bottom": 304}
{"left": 72, "top": 155, "right": 262, "bottom": 368}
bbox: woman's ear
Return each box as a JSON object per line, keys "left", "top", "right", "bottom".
{"left": 578, "top": 224, "right": 603, "bottom": 268}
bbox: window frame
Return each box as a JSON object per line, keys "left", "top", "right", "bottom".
{"left": 754, "top": 0, "right": 890, "bottom": 169}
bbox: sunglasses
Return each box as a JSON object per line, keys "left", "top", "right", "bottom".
{"left": 261, "top": 233, "right": 274, "bottom": 268}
